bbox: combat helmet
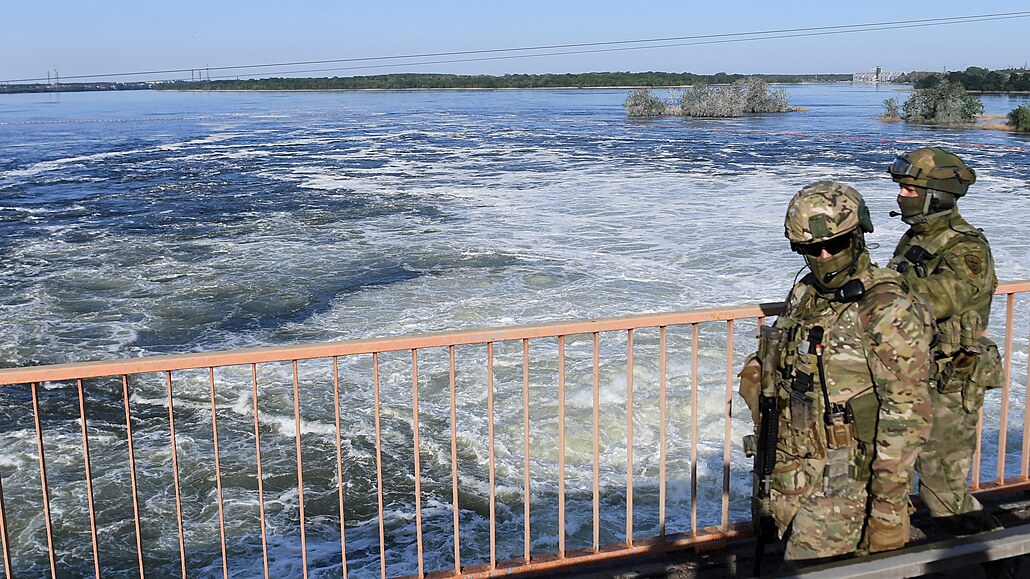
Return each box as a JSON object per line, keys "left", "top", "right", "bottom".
{"left": 785, "top": 181, "right": 874, "bottom": 291}
{"left": 888, "top": 146, "right": 976, "bottom": 225}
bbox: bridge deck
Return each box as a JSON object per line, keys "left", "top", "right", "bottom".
{"left": 555, "top": 489, "right": 1030, "bottom": 578}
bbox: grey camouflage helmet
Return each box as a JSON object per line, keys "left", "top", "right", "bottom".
{"left": 887, "top": 146, "right": 976, "bottom": 196}
{"left": 784, "top": 181, "right": 873, "bottom": 244}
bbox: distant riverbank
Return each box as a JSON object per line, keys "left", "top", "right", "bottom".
{"left": 1, "top": 72, "right": 853, "bottom": 95}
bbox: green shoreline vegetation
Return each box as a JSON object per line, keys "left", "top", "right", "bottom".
{"left": 880, "top": 76, "right": 1030, "bottom": 132}
{"left": 1, "top": 72, "right": 848, "bottom": 94}
{"left": 4, "top": 67, "right": 1027, "bottom": 131}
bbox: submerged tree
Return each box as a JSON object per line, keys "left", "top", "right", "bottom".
{"left": 623, "top": 77, "right": 791, "bottom": 118}
{"left": 901, "top": 80, "right": 983, "bottom": 124}
{"left": 623, "top": 88, "right": 668, "bottom": 118}
{"left": 680, "top": 83, "right": 744, "bottom": 117}
{"left": 740, "top": 77, "right": 790, "bottom": 113}
{"left": 1007, "top": 105, "right": 1030, "bottom": 131}
{"left": 880, "top": 98, "right": 901, "bottom": 121}
{"left": 679, "top": 77, "right": 789, "bottom": 117}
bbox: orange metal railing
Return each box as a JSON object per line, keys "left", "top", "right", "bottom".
{"left": 0, "top": 280, "right": 1028, "bottom": 579}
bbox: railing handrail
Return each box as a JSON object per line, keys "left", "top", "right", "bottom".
{"left": 3, "top": 279, "right": 1028, "bottom": 386}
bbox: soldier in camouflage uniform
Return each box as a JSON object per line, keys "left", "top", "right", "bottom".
{"left": 739, "top": 181, "right": 932, "bottom": 564}
{"left": 887, "top": 147, "right": 1005, "bottom": 539}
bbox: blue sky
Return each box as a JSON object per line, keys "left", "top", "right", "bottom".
{"left": 3, "top": 1, "right": 1029, "bottom": 83}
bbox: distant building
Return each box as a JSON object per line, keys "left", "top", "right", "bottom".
{"left": 853, "top": 66, "right": 903, "bottom": 83}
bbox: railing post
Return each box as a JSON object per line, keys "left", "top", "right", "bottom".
{"left": 487, "top": 343, "right": 496, "bottom": 570}
{"left": 76, "top": 379, "right": 101, "bottom": 579}
{"left": 997, "top": 294, "right": 1016, "bottom": 484}
{"left": 331, "top": 357, "right": 348, "bottom": 579}
{"left": 558, "top": 336, "right": 567, "bottom": 558}
{"left": 626, "top": 330, "right": 634, "bottom": 547}
{"left": 1024, "top": 312, "right": 1030, "bottom": 481}
{"left": 592, "top": 333, "right": 600, "bottom": 552}
{"left": 121, "top": 375, "right": 146, "bottom": 579}
{"left": 412, "top": 350, "right": 425, "bottom": 578}
{"left": 690, "top": 324, "right": 700, "bottom": 535}
{"left": 449, "top": 346, "right": 462, "bottom": 574}
{"left": 0, "top": 469, "right": 12, "bottom": 577}
{"left": 659, "top": 326, "right": 668, "bottom": 540}
{"left": 523, "top": 338, "right": 532, "bottom": 564}
{"left": 373, "top": 353, "right": 387, "bottom": 579}
{"left": 253, "top": 364, "right": 271, "bottom": 579}
{"left": 31, "top": 382, "right": 57, "bottom": 579}
{"left": 723, "top": 321, "right": 734, "bottom": 530}
{"left": 210, "top": 368, "right": 229, "bottom": 579}
{"left": 166, "top": 372, "right": 187, "bottom": 579}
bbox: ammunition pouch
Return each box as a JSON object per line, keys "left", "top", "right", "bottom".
{"left": 936, "top": 355, "right": 967, "bottom": 394}
{"left": 956, "top": 336, "right": 1003, "bottom": 413}
{"left": 825, "top": 422, "right": 853, "bottom": 450}
{"left": 823, "top": 447, "right": 853, "bottom": 496}
{"left": 770, "top": 457, "right": 813, "bottom": 497}
{"left": 738, "top": 354, "right": 761, "bottom": 424}
{"left": 971, "top": 336, "right": 1004, "bottom": 390}
{"left": 936, "top": 317, "right": 963, "bottom": 362}
{"left": 961, "top": 380, "right": 985, "bottom": 414}
{"left": 937, "top": 337, "right": 1003, "bottom": 412}
{"left": 788, "top": 376, "right": 816, "bottom": 430}
{"left": 846, "top": 390, "right": 877, "bottom": 483}
{"left": 757, "top": 324, "right": 785, "bottom": 396}
{"left": 846, "top": 389, "right": 878, "bottom": 446}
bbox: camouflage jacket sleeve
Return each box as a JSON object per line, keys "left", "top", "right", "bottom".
{"left": 859, "top": 283, "right": 933, "bottom": 524}
{"left": 906, "top": 237, "right": 994, "bottom": 321}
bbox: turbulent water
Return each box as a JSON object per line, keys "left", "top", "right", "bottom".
{"left": 1, "top": 85, "right": 1029, "bottom": 577}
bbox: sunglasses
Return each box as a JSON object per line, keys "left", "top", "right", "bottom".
{"left": 791, "top": 234, "right": 852, "bottom": 257}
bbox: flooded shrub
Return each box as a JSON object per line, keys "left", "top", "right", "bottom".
{"left": 623, "top": 77, "right": 791, "bottom": 118}
{"left": 880, "top": 98, "right": 901, "bottom": 121}
{"left": 1007, "top": 105, "right": 1030, "bottom": 131}
{"left": 679, "top": 77, "right": 789, "bottom": 117}
{"left": 623, "top": 88, "right": 668, "bottom": 118}
{"left": 901, "top": 80, "right": 983, "bottom": 124}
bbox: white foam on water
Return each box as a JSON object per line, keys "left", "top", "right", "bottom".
{"left": 2, "top": 86, "right": 1029, "bottom": 576}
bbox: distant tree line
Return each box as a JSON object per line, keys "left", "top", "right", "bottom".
{"left": 898, "top": 67, "right": 1030, "bottom": 92}
{"left": 0, "top": 72, "right": 850, "bottom": 94}
{"left": 0, "top": 82, "right": 153, "bottom": 94}
{"left": 169, "top": 72, "right": 849, "bottom": 91}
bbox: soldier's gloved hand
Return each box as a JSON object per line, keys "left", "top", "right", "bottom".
{"left": 738, "top": 355, "right": 761, "bottom": 423}
{"left": 953, "top": 349, "right": 977, "bottom": 371}
{"left": 865, "top": 504, "right": 910, "bottom": 553}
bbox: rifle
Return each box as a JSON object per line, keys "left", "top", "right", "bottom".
{"left": 744, "top": 324, "right": 786, "bottom": 576}
{"left": 751, "top": 391, "right": 779, "bottom": 576}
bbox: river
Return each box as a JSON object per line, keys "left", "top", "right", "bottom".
{"left": 1, "top": 84, "right": 1029, "bottom": 577}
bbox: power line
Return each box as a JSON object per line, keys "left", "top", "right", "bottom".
{"left": 206, "top": 13, "right": 1030, "bottom": 81}
{"left": 5, "top": 11, "right": 1029, "bottom": 84}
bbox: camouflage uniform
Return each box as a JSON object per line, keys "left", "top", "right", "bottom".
{"left": 743, "top": 182, "right": 933, "bottom": 560}
{"left": 887, "top": 147, "right": 1002, "bottom": 536}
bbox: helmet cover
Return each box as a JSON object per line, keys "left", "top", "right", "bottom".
{"left": 888, "top": 146, "right": 976, "bottom": 196}
{"left": 784, "top": 181, "right": 872, "bottom": 244}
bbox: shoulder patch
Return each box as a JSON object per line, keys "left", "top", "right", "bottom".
{"left": 965, "top": 254, "right": 983, "bottom": 275}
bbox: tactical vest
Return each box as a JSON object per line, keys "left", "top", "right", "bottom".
{"left": 761, "top": 267, "right": 905, "bottom": 494}
{"left": 889, "top": 216, "right": 996, "bottom": 360}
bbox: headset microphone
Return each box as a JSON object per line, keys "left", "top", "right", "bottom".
{"left": 822, "top": 252, "right": 862, "bottom": 284}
